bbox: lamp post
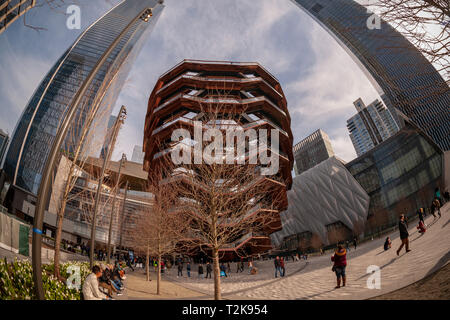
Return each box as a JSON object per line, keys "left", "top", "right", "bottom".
{"left": 106, "top": 153, "right": 127, "bottom": 264}
{"left": 89, "top": 106, "right": 126, "bottom": 268}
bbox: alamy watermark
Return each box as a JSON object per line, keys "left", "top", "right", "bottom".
{"left": 66, "top": 5, "right": 81, "bottom": 30}
{"left": 170, "top": 121, "right": 280, "bottom": 175}
{"left": 364, "top": 0, "right": 382, "bottom": 30}
{"left": 66, "top": 265, "right": 81, "bottom": 290}
{"left": 366, "top": 265, "right": 381, "bottom": 289}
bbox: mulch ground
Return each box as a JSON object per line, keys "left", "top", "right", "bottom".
{"left": 371, "top": 263, "right": 450, "bottom": 300}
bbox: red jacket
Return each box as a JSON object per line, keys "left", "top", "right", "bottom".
{"left": 331, "top": 249, "right": 347, "bottom": 267}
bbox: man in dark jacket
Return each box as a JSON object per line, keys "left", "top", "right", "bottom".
{"left": 397, "top": 214, "right": 411, "bottom": 256}
{"left": 274, "top": 256, "right": 282, "bottom": 278}
{"left": 206, "top": 262, "right": 212, "bottom": 279}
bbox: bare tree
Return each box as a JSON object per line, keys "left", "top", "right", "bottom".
{"left": 149, "top": 100, "right": 287, "bottom": 300}
{"left": 50, "top": 75, "right": 116, "bottom": 278}
{"left": 129, "top": 174, "right": 185, "bottom": 295}
{"left": 366, "top": 0, "right": 449, "bottom": 80}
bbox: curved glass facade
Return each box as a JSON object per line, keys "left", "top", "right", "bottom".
{"left": 346, "top": 122, "right": 443, "bottom": 231}
{"left": 292, "top": 0, "right": 450, "bottom": 151}
{"left": 4, "top": 0, "right": 164, "bottom": 194}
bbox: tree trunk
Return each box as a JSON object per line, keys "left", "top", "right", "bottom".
{"left": 157, "top": 254, "right": 161, "bottom": 295}
{"left": 213, "top": 248, "right": 221, "bottom": 300}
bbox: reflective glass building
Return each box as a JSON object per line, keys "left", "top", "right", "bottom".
{"left": 4, "top": 0, "right": 164, "bottom": 195}
{"left": 345, "top": 120, "right": 444, "bottom": 235}
{"left": 291, "top": 0, "right": 450, "bottom": 151}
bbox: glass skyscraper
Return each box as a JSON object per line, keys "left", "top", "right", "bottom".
{"left": 291, "top": 0, "right": 450, "bottom": 151}
{"left": 347, "top": 98, "right": 399, "bottom": 157}
{"left": 4, "top": 0, "right": 164, "bottom": 195}
{"left": 345, "top": 120, "right": 443, "bottom": 234}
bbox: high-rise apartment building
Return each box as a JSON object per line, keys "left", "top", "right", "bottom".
{"left": 131, "top": 145, "right": 144, "bottom": 164}
{"left": 293, "top": 129, "right": 334, "bottom": 175}
{"left": 347, "top": 98, "right": 399, "bottom": 157}
{"left": 0, "top": 0, "right": 35, "bottom": 35}
{"left": 291, "top": 0, "right": 450, "bottom": 151}
{"left": 4, "top": 0, "right": 164, "bottom": 196}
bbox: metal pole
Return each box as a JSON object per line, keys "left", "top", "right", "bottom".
{"left": 106, "top": 153, "right": 126, "bottom": 264}
{"left": 32, "top": 8, "right": 154, "bottom": 299}
{"left": 118, "top": 180, "right": 129, "bottom": 249}
{"left": 89, "top": 106, "right": 126, "bottom": 268}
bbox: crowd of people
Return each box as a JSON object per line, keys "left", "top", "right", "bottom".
{"left": 82, "top": 261, "right": 127, "bottom": 300}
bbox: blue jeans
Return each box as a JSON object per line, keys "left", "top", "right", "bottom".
{"left": 275, "top": 266, "right": 282, "bottom": 277}
{"left": 111, "top": 281, "right": 121, "bottom": 291}
{"left": 187, "top": 270, "right": 190, "bottom": 277}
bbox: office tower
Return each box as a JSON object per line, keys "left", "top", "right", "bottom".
{"left": 0, "top": 128, "right": 9, "bottom": 165}
{"left": 293, "top": 129, "right": 334, "bottom": 175}
{"left": 0, "top": 0, "right": 35, "bottom": 35}
{"left": 4, "top": 0, "right": 164, "bottom": 196}
{"left": 131, "top": 145, "right": 144, "bottom": 164}
{"left": 143, "top": 60, "right": 294, "bottom": 259}
{"left": 291, "top": 0, "right": 450, "bottom": 151}
{"left": 347, "top": 98, "right": 399, "bottom": 157}
{"left": 346, "top": 118, "right": 444, "bottom": 234}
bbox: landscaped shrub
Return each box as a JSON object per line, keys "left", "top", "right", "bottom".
{"left": 0, "top": 258, "right": 91, "bottom": 300}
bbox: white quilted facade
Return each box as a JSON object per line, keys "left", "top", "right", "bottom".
{"left": 271, "top": 157, "right": 370, "bottom": 247}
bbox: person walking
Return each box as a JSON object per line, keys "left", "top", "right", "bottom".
{"left": 198, "top": 264, "right": 204, "bottom": 279}
{"left": 248, "top": 260, "right": 253, "bottom": 274}
{"left": 274, "top": 256, "right": 282, "bottom": 278}
{"left": 177, "top": 261, "right": 183, "bottom": 277}
{"left": 206, "top": 262, "right": 212, "bottom": 279}
{"left": 353, "top": 237, "right": 357, "bottom": 250}
{"left": 220, "top": 262, "right": 228, "bottom": 277}
{"left": 435, "top": 187, "right": 441, "bottom": 206}
{"left": 186, "top": 262, "right": 191, "bottom": 278}
{"left": 331, "top": 243, "right": 347, "bottom": 289}
{"left": 432, "top": 198, "right": 441, "bottom": 217}
{"left": 280, "top": 257, "right": 285, "bottom": 277}
{"left": 417, "top": 207, "right": 425, "bottom": 224}
{"left": 397, "top": 214, "right": 411, "bottom": 256}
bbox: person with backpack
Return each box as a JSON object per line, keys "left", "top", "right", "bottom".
{"left": 397, "top": 214, "right": 411, "bottom": 256}
{"left": 331, "top": 242, "right": 347, "bottom": 289}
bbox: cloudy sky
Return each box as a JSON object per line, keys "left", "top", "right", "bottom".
{"left": 0, "top": 0, "right": 384, "bottom": 165}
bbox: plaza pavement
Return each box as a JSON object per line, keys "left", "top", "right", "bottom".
{"left": 159, "top": 202, "right": 449, "bottom": 300}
